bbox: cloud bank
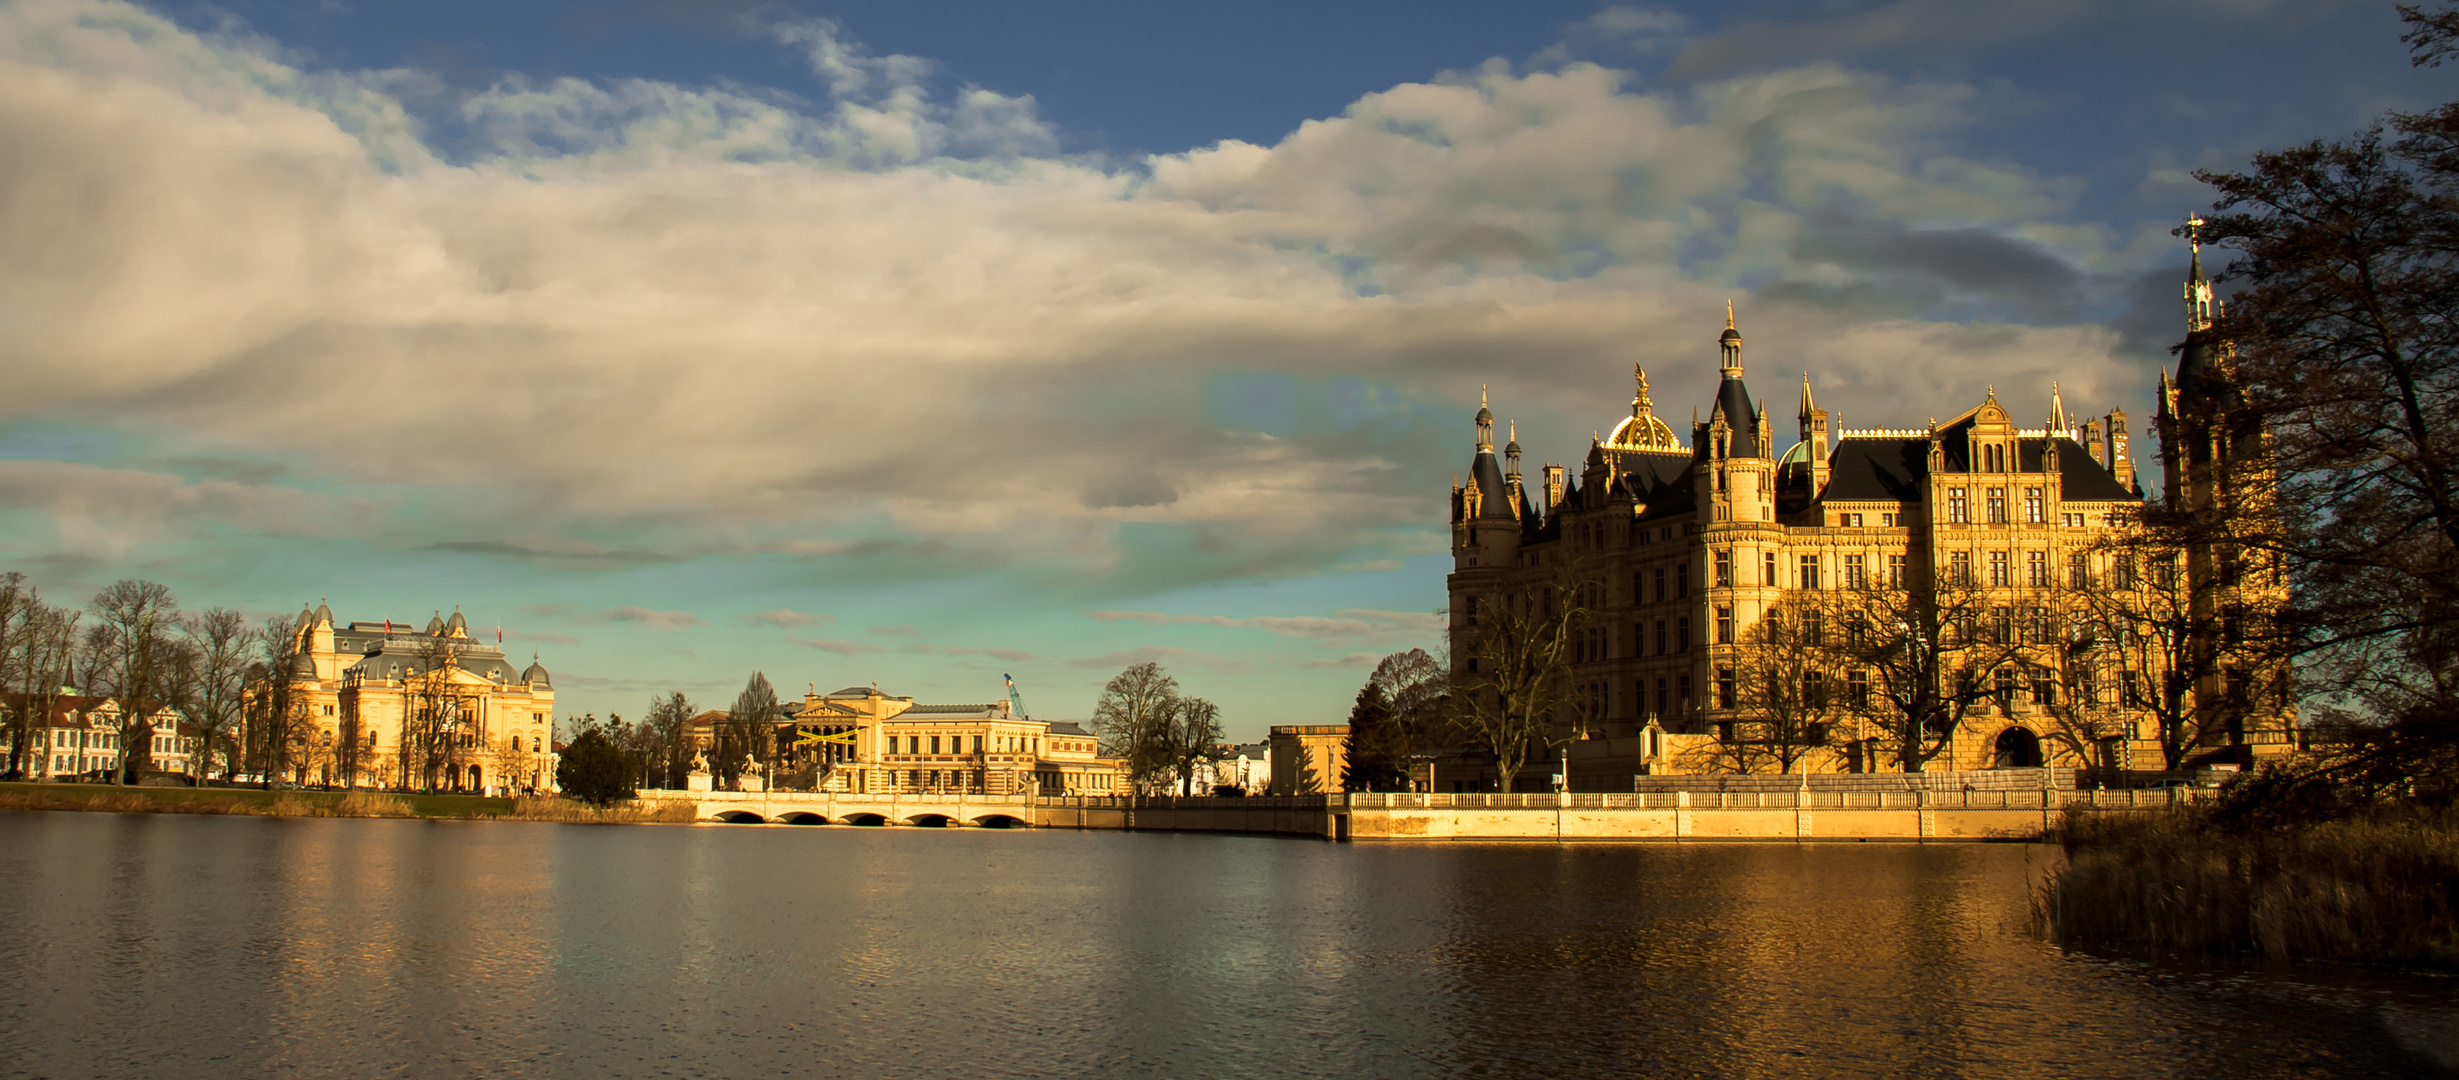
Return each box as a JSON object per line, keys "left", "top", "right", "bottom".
{"left": 0, "top": 0, "right": 2186, "bottom": 599}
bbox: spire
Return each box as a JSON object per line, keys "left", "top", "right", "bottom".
{"left": 1718, "top": 301, "right": 1744, "bottom": 376}
{"left": 2177, "top": 213, "right": 2214, "bottom": 333}
{"left": 1474, "top": 385, "right": 1494, "bottom": 452}
{"left": 1798, "top": 372, "right": 1815, "bottom": 419}
{"left": 1504, "top": 421, "right": 1522, "bottom": 474}
{"left": 1631, "top": 364, "right": 1653, "bottom": 417}
{"left": 2047, "top": 381, "right": 2070, "bottom": 433}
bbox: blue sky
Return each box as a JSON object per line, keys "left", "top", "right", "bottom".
{"left": 0, "top": 0, "right": 2442, "bottom": 738}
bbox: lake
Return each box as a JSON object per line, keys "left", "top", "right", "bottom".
{"left": 0, "top": 811, "right": 2449, "bottom": 1078}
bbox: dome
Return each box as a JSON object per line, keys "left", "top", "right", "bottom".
{"left": 1503, "top": 437, "right": 1521, "bottom": 455}
{"left": 1606, "top": 413, "right": 1682, "bottom": 452}
{"left": 290, "top": 652, "right": 317, "bottom": 677}
{"left": 1719, "top": 326, "right": 1743, "bottom": 344}
{"left": 444, "top": 609, "right": 468, "bottom": 636}
{"left": 521, "top": 657, "right": 551, "bottom": 688}
{"left": 1779, "top": 440, "right": 1810, "bottom": 466}
{"left": 313, "top": 600, "right": 332, "bottom": 626}
{"left": 1475, "top": 405, "right": 1493, "bottom": 424}
{"left": 426, "top": 614, "right": 445, "bottom": 635}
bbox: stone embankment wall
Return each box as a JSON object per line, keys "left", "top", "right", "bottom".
{"left": 646, "top": 785, "right": 2205, "bottom": 842}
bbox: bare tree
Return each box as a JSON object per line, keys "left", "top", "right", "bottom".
{"left": 1454, "top": 557, "right": 1596, "bottom": 792}
{"left": 247, "top": 614, "right": 313, "bottom": 790}
{"left": 720, "top": 673, "right": 778, "bottom": 791}
{"left": 645, "top": 691, "right": 697, "bottom": 790}
{"left": 2067, "top": 524, "right": 2292, "bottom": 771}
{"left": 1160, "top": 695, "right": 1223, "bottom": 796}
{"left": 1806, "top": 568, "right": 2029, "bottom": 773}
{"left": 1692, "top": 599, "right": 1843, "bottom": 775}
{"left": 88, "top": 579, "right": 179, "bottom": 784}
{"left": 1092, "top": 661, "right": 1180, "bottom": 791}
{"left": 0, "top": 573, "right": 31, "bottom": 778}
{"left": 392, "top": 629, "right": 469, "bottom": 792}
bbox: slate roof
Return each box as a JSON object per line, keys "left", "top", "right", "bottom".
{"left": 1819, "top": 435, "right": 2139, "bottom": 503}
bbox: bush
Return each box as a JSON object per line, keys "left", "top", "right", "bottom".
{"left": 555, "top": 726, "right": 636, "bottom": 806}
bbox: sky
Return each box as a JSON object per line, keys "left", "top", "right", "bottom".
{"left": 0, "top": 0, "right": 2444, "bottom": 739}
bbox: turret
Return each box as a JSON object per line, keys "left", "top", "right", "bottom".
{"left": 1798, "top": 373, "right": 1830, "bottom": 495}
{"left": 1503, "top": 421, "right": 1524, "bottom": 516}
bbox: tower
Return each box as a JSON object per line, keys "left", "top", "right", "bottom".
{"left": 1798, "top": 373, "right": 1829, "bottom": 494}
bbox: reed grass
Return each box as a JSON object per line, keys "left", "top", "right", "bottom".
{"left": 508, "top": 796, "right": 696, "bottom": 824}
{"left": 2037, "top": 804, "right": 2459, "bottom": 966}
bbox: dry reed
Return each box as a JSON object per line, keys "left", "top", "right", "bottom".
{"left": 2037, "top": 804, "right": 2459, "bottom": 966}
{"left": 508, "top": 796, "right": 696, "bottom": 824}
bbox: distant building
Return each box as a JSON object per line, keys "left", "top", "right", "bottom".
{"left": 277, "top": 603, "right": 556, "bottom": 793}
{"left": 686, "top": 684, "right": 1128, "bottom": 796}
{"left": 1, "top": 694, "right": 198, "bottom": 781}
{"left": 1267, "top": 725, "right": 1348, "bottom": 795}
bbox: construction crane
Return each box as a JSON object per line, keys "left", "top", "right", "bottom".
{"left": 1004, "top": 673, "right": 1030, "bottom": 721}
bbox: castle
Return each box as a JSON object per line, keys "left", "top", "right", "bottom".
{"left": 1444, "top": 232, "right": 2293, "bottom": 789}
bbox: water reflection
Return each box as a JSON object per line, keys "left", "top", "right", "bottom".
{"left": 0, "top": 813, "right": 2446, "bottom": 1078}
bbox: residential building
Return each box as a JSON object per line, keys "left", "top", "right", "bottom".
{"left": 1, "top": 694, "right": 199, "bottom": 781}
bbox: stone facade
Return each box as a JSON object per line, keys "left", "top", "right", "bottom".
{"left": 280, "top": 604, "right": 556, "bottom": 793}
{"left": 1447, "top": 254, "right": 2294, "bottom": 790}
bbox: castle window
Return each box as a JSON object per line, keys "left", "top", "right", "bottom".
{"left": 1677, "top": 567, "right": 1689, "bottom": 599}
{"left": 1848, "top": 670, "right": 1870, "bottom": 707}
{"left": 1677, "top": 617, "right": 1691, "bottom": 652}
{"left": 1799, "top": 555, "right": 1821, "bottom": 589}
{"left": 1654, "top": 620, "right": 1667, "bottom": 656}
{"left": 2027, "top": 551, "right": 2050, "bottom": 588}
{"left": 1717, "top": 668, "right": 1737, "bottom": 710}
{"left": 1677, "top": 674, "right": 1692, "bottom": 713}
{"left": 2114, "top": 555, "right": 2137, "bottom": 590}
{"left": 1655, "top": 677, "right": 1668, "bottom": 717}
{"left": 1714, "top": 550, "right": 1732, "bottom": 587}
{"left": 1986, "top": 487, "right": 2008, "bottom": 524}
{"left": 1763, "top": 552, "right": 1778, "bottom": 587}
{"left": 1950, "top": 552, "right": 1973, "bottom": 586}
{"left": 1881, "top": 512, "right": 1899, "bottom": 527}
{"left": 2032, "top": 669, "right": 2056, "bottom": 706}
{"left": 1839, "top": 513, "right": 1863, "bottom": 527}
{"left": 1989, "top": 551, "right": 2011, "bottom": 587}
{"left": 1803, "top": 610, "right": 1824, "bottom": 646}
{"left": 1715, "top": 606, "right": 1734, "bottom": 645}
{"left": 1995, "top": 668, "right": 2019, "bottom": 708}
{"left": 1653, "top": 567, "right": 1666, "bottom": 603}
{"left": 1948, "top": 489, "right": 1969, "bottom": 524}
{"left": 1844, "top": 554, "right": 1866, "bottom": 589}
{"left": 1992, "top": 607, "right": 2014, "bottom": 644}
{"left": 2024, "top": 488, "right": 2044, "bottom": 523}
{"left": 1889, "top": 554, "right": 1908, "bottom": 588}
{"left": 2068, "top": 552, "right": 2090, "bottom": 589}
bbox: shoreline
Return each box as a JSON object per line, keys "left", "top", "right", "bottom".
{"left": 0, "top": 782, "right": 690, "bottom": 824}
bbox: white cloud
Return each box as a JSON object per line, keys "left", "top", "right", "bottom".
{"left": 0, "top": 1, "right": 2170, "bottom": 592}
{"left": 1085, "top": 607, "right": 1440, "bottom": 648}
{"left": 603, "top": 606, "right": 704, "bottom": 630}
{"left": 738, "top": 608, "right": 826, "bottom": 629}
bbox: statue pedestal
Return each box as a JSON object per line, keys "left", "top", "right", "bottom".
{"left": 741, "top": 775, "right": 766, "bottom": 793}
{"left": 686, "top": 772, "right": 713, "bottom": 792}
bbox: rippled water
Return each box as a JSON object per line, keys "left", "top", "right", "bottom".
{"left": 0, "top": 811, "right": 2450, "bottom": 1078}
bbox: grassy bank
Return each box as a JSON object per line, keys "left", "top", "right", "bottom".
{"left": 0, "top": 783, "right": 692, "bottom": 824}
{"left": 2037, "top": 804, "right": 2459, "bottom": 966}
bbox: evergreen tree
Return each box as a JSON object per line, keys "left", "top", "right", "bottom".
{"left": 1341, "top": 681, "right": 1402, "bottom": 791}
{"left": 555, "top": 720, "right": 635, "bottom": 806}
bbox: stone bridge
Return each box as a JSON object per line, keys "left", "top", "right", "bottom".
{"left": 636, "top": 790, "right": 1038, "bottom": 827}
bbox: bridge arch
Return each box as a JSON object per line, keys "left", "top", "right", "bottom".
{"left": 777, "top": 812, "right": 828, "bottom": 825}
{"left": 713, "top": 810, "right": 768, "bottom": 824}
{"left": 904, "top": 813, "right": 955, "bottom": 828}
{"left": 841, "top": 812, "right": 888, "bottom": 827}
{"left": 970, "top": 814, "right": 1029, "bottom": 829}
